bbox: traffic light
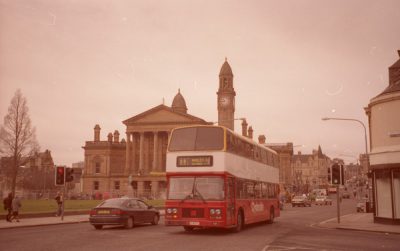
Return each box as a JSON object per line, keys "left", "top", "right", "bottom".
{"left": 331, "top": 163, "right": 344, "bottom": 185}
{"left": 55, "top": 166, "right": 65, "bottom": 186}
{"left": 65, "top": 168, "right": 74, "bottom": 182}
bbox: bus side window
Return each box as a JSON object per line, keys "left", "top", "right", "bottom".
{"left": 254, "top": 182, "right": 262, "bottom": 198}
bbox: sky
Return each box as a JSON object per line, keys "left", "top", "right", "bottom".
{"left": 0, "top": 0, "right": 399, "bottom": 166}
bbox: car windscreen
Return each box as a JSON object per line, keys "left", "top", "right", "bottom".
{"left": 97, "top": 199, "right": 125, "bottom": 207}
{"left": 168, "top": 127, "right": 224, "bottom": 151}
{"left": 293, "top": 196, "right": 305, "bottom": 200}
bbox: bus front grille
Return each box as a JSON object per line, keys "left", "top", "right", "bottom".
{"left": 182, "top": 208, "right": 205, "bottom": 218}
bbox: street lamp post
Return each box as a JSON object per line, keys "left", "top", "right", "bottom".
{"left": 321, "top": 117, "right": 369, "bottom": 164}
{"left": 322, "top": 117, "right": 371, "bottom": 222}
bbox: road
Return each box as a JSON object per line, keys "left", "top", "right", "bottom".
{"left": 0, "top": 198, "right": 398, "bottom": 251}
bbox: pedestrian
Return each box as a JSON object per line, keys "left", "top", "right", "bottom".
{"left": 3, "top": 192, "right": 13, "bottom": 222}
{"left": 55, "top": 192, "right": 63, "bottom": 216}
{"left": 10, "top": 195, "right": 21, "bottom": 222}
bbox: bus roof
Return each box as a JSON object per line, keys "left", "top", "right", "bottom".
{"left": 169, "top": 125, "right": 277, "bottom": 155}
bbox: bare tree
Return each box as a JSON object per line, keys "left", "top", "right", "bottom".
{"left": 0, "top": 89, "right": 39, "bottom": 195}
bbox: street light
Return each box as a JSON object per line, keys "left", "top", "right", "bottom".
{"left": 322, "top": 117, "right": 371, "bottom": 221}
{"left": 321, "top": 117, "right": 369, "bottom": 161}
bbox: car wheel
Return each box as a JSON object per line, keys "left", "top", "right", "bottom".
{"left": 292, "top": 204, "right": 295, "bottom": 207}
{"left": 94, "top": 225, "right": 103, "bottom": 230}
{"left": 125, "top": 217, "right": 134, "bottom": 229}
{"left": 151, "top": 214, "right": 159, "bottom": 225}
{"left": 267, "top": 207, "right": 274, "bottom": 224}
{"left": 184, "top": 226, "right": 194, "bottom": 232}
{"left": 233, "top": 211, "right": 244, "bottom": 233}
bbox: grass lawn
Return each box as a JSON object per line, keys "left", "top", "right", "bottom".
{"left": 0, "top": 199, "right": 165, "bottom": 215}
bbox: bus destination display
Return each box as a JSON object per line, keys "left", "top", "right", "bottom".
{"left": 177, "top": 156, "right": 213, "bottom": 167}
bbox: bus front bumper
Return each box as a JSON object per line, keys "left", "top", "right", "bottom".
{"left": 165, "top": 219, "right": 226, "bottom": 228}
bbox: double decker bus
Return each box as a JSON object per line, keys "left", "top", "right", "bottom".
{"left": 164, "top": 125, "right": 280, "bottom": 232}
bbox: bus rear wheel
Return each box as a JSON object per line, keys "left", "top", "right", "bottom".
{"left": 233, "top": 211, "right": 243, "bottom": 232}
{"left": 267, "top": 207, "right": 274, "bottom": 224}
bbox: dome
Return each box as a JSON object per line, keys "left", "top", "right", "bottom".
{"left": 219, "top": 58, "right": 233, "bottom": 76}
{"left": 171, "top": 89, "right": 188, "bottom": 114}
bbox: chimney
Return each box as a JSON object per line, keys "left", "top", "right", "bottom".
{"left": 258, "top": 135, "right": 266, "bottom": 144}
{"left": 107, "top": 132, "right": 113, "bottom": 143}
{"left": 248, "top": 126, "right": 253, "bottom": 139}
{"left": 241, "top": 119, "right": 248, "bottom": 137}
{"left": 113, "top": 130, "right": 120, "bottom": 143}
{"left": 94, "top": 124, "right": 101, "bottom": 142}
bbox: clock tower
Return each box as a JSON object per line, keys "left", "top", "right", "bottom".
{"left": 217, "top": 58, "right": 236, "bottom": 130}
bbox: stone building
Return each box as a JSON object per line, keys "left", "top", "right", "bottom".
{"left": 0, "top": 150, "right": 54, "bottom": 197}
{"left": 262, "top": 140, "right": 294, "bottom": 190}
{"left": 291, "top": 146, "right": 332, "bottom": 193}
{"left": 82, "top": 59, "right": 239, "bottom": 199}
{"left": 365, "top": 50, "right": 400, "bottom": 224}
{"left": 82, "top": 92, "right": 209, "bottom": 199}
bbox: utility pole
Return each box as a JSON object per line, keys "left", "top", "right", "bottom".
{"left": 336, "top": 184, "right": 340, "bottom": 223}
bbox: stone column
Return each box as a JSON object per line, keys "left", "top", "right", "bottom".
{"left": 137, "top": 181, "right": 144, "bottom": 198}
{"left": 125, "top": 133, "right": 131, "bottom": 174}
{"left": 158, "top": 132, "right": 164, "bottom": 172}
{"left": 151, "top": 181, "right": 159, "bottom": 198}
{"left": 131, "top": 133, "right": 136, "bottom": 174}
{"left": 139, "top": 132, "right": 144, "bottom": 175}
{"left": 153, "top": 131, "right": 158, "bottom": 172}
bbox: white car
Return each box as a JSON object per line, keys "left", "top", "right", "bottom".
{"left": 315, "top": 196, "right": 332, "bottom": 205}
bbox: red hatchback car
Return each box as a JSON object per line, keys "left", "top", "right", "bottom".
{"left": 89, "top": 197, "right": 160, "bottom": 230}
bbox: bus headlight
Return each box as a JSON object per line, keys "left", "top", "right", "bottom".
{"left": 210, "top": 209, "right": 215, "bottom": 215}
{"left": 215, "top": 209, "right": 221, "bottom": 215}
{"left": 172, "top": 208, "right": 178, "bottom": 214}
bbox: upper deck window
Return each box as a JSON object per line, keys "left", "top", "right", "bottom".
{"left": 169, "top": 127, "right": 224, "bottom": 151}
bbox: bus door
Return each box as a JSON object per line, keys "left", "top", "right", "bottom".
{"left": 226, "top": 177, "right": 235, "bottom": 226}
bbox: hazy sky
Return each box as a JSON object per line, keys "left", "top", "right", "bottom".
{"left": 1, "top": 0, "right": 399, "bottom": 166}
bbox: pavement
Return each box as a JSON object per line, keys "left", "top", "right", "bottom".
{"left": 0, "top": 211, "right": 399, "bottom": 235}
{"left": 317, "top": 213, "right": 400, "bottom": 235}
{"left": 0, "top": 210, "right": 165, "bottom": 229}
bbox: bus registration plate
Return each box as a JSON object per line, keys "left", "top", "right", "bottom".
{"left": 189, "top": 221, "right": 200, "bottom": 226}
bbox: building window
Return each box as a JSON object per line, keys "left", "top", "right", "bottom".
{"left": 375, "top": 170, "right": 393, "bottom": 218}
{"left": 95, "top": 162, "right": 100, "bottom": 173}
{"left": 94, "top": 181, "right": 99, "bottom": 190}
{"left": 114, "top": 181, "right": 120, "bottom": 190}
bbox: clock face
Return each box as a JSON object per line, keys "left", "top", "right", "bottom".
{"left": 219, "top": 96, "right": 230, "bottom": 107}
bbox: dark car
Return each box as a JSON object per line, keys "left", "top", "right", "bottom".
{"left": 342, "top": 191, "right": 351, "bottom": 199}
{"left": 291, "top": 195, "right": 312, "bottom": 207}
{"left": 89, "top": 197, "right": 160, "bottom": 230}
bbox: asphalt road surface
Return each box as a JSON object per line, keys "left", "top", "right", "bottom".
{"left": 0, "top": 198, "right": 398, "bottom": 251}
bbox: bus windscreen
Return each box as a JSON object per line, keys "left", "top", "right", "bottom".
{"left": 168, "top": 177, "right": 225, "bottom": 201}
{"left": 168, "top": 127, "right": 224, "bottom": 151}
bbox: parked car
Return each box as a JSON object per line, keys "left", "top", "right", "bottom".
{"left": 315, "top": 196, "right": 333, "bottom": 205}
{"left": 291, "top": 195, "right": 312, "bottom": 207}
{"left": 89, "top": 197, "right": 160, "bottom": 230}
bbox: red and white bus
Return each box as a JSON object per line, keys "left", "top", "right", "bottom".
{"left": 164, "top": 125, "right": 280, "bottom": 232}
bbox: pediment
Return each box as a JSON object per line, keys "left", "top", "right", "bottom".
{"left": 123, "top": 105, "right": 207, "bottom": 125}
